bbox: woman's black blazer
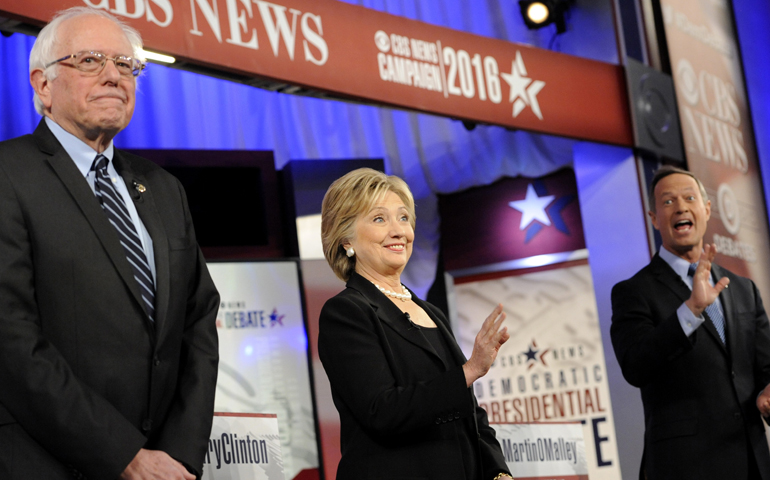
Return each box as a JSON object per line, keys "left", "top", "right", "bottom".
{"left": 319, "top": 272, "right": 509, "bottom": 480}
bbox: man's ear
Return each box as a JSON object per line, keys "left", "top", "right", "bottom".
{"left": 648, "top": 209, "right": 659, "bottom": 231}
{"left": 30, "top": 69, "right": 52, "bottom": 112}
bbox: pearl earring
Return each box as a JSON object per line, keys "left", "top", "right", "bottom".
{"left": 346, "top": 247, "right": 355, "bottom": 258}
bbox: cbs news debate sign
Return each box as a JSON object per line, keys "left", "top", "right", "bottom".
{"left": 207, "top": 261, "right": 317, "bottom": 480}
{"left": 491, "top": 422, "right": 588, "bottom": 480}
{"left": 0, "top": 0, "right": 632, "bottom": 146}
{"left": 454, "top": 264, "right": 621, "bottom": 480}
{"left": 203, "top": 413, "right": 285, "bottom": 480}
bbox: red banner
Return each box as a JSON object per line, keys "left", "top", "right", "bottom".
{"left": 0, "top": 0, "right": 633, "bottom": 146}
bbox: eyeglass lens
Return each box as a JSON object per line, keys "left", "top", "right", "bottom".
{"left": 73, "top": 51, "right": 141, "bottom": 76}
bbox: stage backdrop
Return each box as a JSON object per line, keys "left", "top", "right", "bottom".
{"left": 440, "top": 168, "right": 586, "bottom": 277}
{"left": 660, "top": 0, "right": 770, "bottom": 302}
{"left": 440, "top": 170, "right": 620, "bottom": 478}
{"left": 207, "top": 261, "right": 319, "bottom": 480}
{"left": 453, "top": 264, "right": 620, "bottom": 480}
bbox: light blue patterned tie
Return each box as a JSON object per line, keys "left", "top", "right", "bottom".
{"left": 688, "top": 263, "right": 725, "bottom": 343}
{"left": 92, "top": 154, "right": 155, "bottom": 322}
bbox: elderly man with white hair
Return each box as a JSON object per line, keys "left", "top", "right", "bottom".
{"left": 0, "top": 7, "right": 220, "bottom": 479}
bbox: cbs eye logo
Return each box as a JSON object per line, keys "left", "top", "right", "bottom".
{"left": 676, "top": 59, "right": 699, "bottom": 106}
{"left": 717, "top": 183, "right": 740, "bottom": 235}
{"left": 374, "top": 30, "right": 390, "bottom": 52}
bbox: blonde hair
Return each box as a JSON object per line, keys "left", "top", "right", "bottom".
{"left": 321, "top": 168, "right": 416, "bottom": 282}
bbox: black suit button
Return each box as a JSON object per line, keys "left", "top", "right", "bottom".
{"left": 435, "top": 418, "right": 441, "bottom": 424}
{"left": 734, "top": 412, "right": 741, "bottom": 419}
{"left": 142, "top": 419, "right": 153, "bottom": 432}
{"left": 731, "top": 371, "right": 736, "bottom": 378}
{"left": 153, "top": 356, "right": 161, "bottom": 366}
{"left": 442, "top": 416, "right": 448, "bottom": 423}
{"left": 455, "top": 411, "right": 461, "bottom": 419}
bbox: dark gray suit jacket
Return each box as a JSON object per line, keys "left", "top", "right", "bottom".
{"left": 318, "top": 272, "right": 509, "bottom": 480}
{"left": 0, "top": 120, "right": 220, "bottom": 479}
{"left": 611, "top": 253, "right": 770, "bottom": 480}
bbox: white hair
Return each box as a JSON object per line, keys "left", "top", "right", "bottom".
{"left": 29, "top": 6, "right": 145, "bottom": 115}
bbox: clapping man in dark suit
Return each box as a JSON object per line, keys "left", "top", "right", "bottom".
{"left": 611, "top": 166, "right": 770, "bottom": 480}
{"left": 0, "top": 7, "right": 219, "bottom": 479}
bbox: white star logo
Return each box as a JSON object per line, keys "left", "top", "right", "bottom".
{"left": 509, "top": 184, "right": 555, "bottom": 230}
{"left": 501, "top": 51, "right": 546, "bottom": 120}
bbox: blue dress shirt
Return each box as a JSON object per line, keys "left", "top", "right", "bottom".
{"left": 45, "top": 116, "right": 156, "bottom": 284}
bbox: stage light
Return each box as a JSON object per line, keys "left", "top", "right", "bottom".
{"left": 140, "top": 49, "right": 176, "bottom": 64}
{"left": 526, "top": 2, "right": 550, "bottom": 24}
{"left": 519, "top": 0, "right": 570, "bottom": 34}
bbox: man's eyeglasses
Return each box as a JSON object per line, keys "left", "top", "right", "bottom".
{"left": 46, "top": 51, "right": 145, "bottom": 77}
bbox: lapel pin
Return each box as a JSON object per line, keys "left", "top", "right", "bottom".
{"left": 133, "top": 180, "right": 147, "bottom": 193}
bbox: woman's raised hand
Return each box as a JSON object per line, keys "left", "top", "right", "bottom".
{"left": 463, "top": 304, "right": 509, "bottom": 387}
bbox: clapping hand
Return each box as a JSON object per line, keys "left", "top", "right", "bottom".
{"left": 685, "top": 243, "right": 729, "bottom": 317}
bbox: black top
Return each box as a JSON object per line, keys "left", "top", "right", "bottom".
{"left": 422, "top": 325, "right": 479, "bottom": 479}
{"left": 422, "top": 325, "right": 453, "bottom": 365}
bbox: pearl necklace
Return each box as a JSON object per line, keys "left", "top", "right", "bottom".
{"left": 374, "top": 283, "right": 412, "bottom": 302}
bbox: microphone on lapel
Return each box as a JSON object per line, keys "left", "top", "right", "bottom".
{"left": 405, "top": 312, "right": 421, "bottom": 330}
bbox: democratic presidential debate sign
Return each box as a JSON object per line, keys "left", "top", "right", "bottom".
{"left": 0, "top": 0, "right": 632, "bottom": 145}
{"left": 491, "top": 422, "right": 588, "bottom": 480}
{"left": 203, "top": 413, "right": 285, "bottom": 480}
{"left": 453, "top": 264, "right": 620, "bottom": 480}
{"left": 207, "top": 261, "right": 318, "bottom": 480}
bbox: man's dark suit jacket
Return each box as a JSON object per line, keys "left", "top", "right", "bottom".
{"left": 318, "top": 272, "right": 509, "bottom": 480}
{"left": 611, "top": 253, "right": 770, "bottom": 480}
{"left": 0, "top": 120, "right": 220, "bottom": 479}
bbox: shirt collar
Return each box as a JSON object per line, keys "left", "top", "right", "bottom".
{"left": 658, "top": 246, "right": 694, "bottom": 282}
{"left": 45, "top": 116, "right": 114, "bottom": 177}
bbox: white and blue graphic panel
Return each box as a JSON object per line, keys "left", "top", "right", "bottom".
{"left": 208, "top": 261, "right": 318, "bottom": 480}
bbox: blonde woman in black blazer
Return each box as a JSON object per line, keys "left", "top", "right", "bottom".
{"left": 319, "top": 168, "right": 513, "bottom": 480}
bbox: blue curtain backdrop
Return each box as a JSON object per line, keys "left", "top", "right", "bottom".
{"left": 0, "top": 0, "right": 676, "bottom": 297}
{"left": 733, "top": 0, "right": 770, "bottom": 227}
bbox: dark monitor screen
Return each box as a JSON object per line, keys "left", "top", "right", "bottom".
{"left": 163, "top": 166, "right": 268, "bottom": 248}
{"left": 124, "top": 149, "right": 283, "bottom": 259}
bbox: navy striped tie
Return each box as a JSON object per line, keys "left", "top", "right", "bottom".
{"left": 91, "top": 155, "right": 155, "bottom": 322}
{"left": 688, "top": 263, "right": 725, "bottom": 343}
